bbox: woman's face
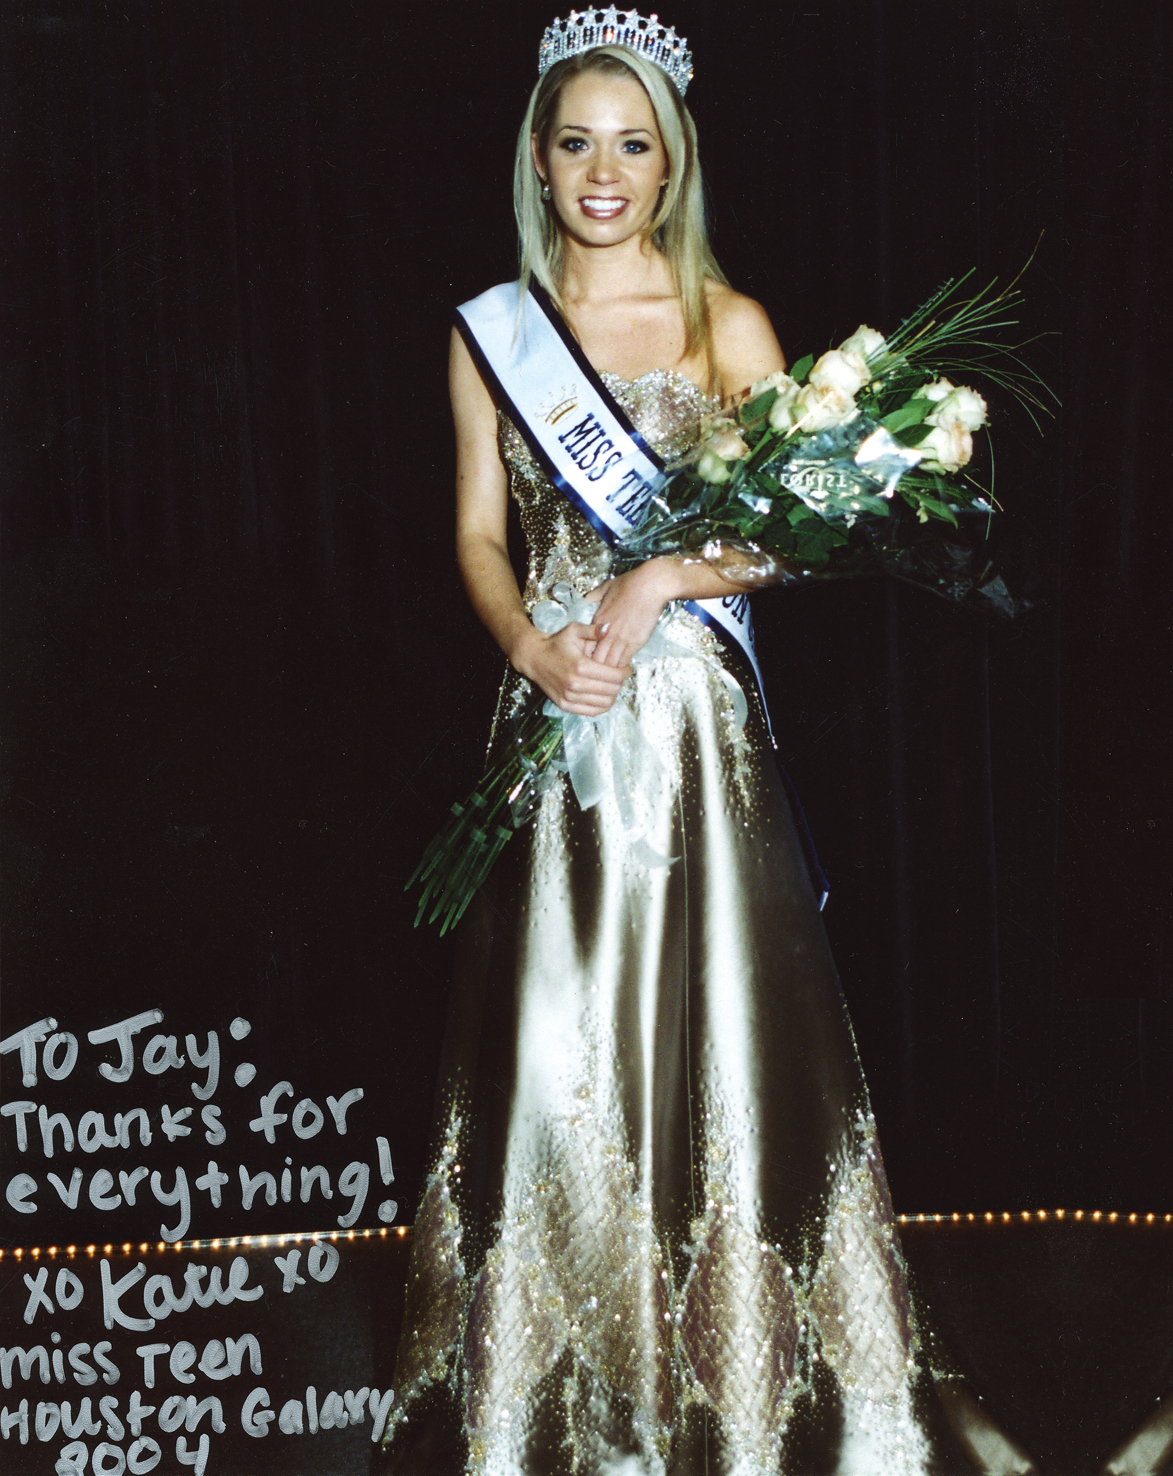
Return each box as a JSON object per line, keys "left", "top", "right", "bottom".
{"left": 533, "top": 70, "right": 668, "bottom": 249}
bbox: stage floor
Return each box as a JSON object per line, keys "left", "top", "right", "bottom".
{"left": 900, "top": 1214, "right": 1173, "bottom": 1473}
{"left": 3, "top": 1217, "right": 1169, "bottom": 1474}
{"left": 372, "top": 1215, "right": 1173, "bottom": 1473}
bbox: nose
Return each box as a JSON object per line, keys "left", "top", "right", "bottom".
{"left": 587, "top": 147, "right": 621, "bottom": 185}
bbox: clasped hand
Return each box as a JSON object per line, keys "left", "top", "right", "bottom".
{"left": 518, "top": 562, "right": 675, "bottom": 717}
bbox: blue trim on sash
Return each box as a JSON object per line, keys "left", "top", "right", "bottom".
{"left": 452, "top": 308, "right": 620, "bottom": 549}
{"left": 526, "top": 281, "right": 665, "bottom": 471}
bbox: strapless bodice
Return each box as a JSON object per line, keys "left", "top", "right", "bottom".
{"left": 496, "top": 368, "right": 717, "bottom": 608}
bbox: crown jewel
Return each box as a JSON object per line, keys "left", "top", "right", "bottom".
{"left": 538, "top": 8, "right": 693, "bottom": 96}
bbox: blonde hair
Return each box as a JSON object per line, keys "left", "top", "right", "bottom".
{"left": 514, "top": 46, "right": 727, "bottom": 379}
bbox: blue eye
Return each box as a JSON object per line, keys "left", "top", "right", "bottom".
{"left": 559, "top": 137, "right": 588, "bottom": 152}
{"left": 623, "top": 140, "right": 650, "bottom": 153}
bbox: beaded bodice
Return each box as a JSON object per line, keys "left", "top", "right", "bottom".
{"left": 496, "top": 368, "right": 716, "bottom": 608}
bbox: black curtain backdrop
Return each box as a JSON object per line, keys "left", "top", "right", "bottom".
{"left": 2, "top": 0, "right": 1170, "bottom": 1220}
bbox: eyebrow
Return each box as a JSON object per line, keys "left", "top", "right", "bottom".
{"left": 555, "top": 124, "right": 654, "bottom": 135}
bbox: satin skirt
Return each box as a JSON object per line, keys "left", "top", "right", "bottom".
{"left": 388, "top": 627, "right": 931, "bottom": 1475}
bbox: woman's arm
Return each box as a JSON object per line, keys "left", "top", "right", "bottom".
{"left": 588, "top": 289, "right": 788, "bottom": 669}
{"left": 588, "top": 558, "right": 756, "bottom": 669}
{"left": 709, "top": 283, "right": 788, "bottom": 404}
{"left": 450, "top": 328, "right": 632, "bottom": 716}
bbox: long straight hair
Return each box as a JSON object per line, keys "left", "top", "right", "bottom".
{"left": 513, "top": 46, "right": 727, "bottom": 383}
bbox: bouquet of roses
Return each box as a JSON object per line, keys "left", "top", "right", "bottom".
{"left": 409, "top": 271, "right": 1052, "bottom": 932}
{"left": 621, "top": 268, "right": 1049, "bottom": 609}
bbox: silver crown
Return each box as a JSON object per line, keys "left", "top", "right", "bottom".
{"left": 538, "top": 8, "right": 693, "bottom": 96}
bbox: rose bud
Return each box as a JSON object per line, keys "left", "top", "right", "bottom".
{"left": 839, "top": 324, "right": 887, "bottom": 364}
{"left": 809, "top": 348, "right": 870, "bottom": 399}
{"left": 706, "top": 425, "right": 751, "bottom": 461}
{"left": 930, "top": 384, "right": 988, "bottom": 432}
{"left": 919, "top": 421, "right": 974, "bottom": 473}
{"left": 697, "top": 448, "right": 734, "bottom": 483}
{"left": 749, "top": 368, "right": 798, "bottom": 399}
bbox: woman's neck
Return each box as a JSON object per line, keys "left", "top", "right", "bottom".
{"left": 559, "top": 233, "right": 675, "bottom": 308}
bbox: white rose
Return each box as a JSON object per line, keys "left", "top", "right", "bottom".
{"left": 705, "top": 425, "right": 751, "bottom": 461}
{"left": 767, "top": 385, "right": 806, "bottom": 432}
{"left": 809, "top": 348, "right": 870, "bottom": 399}
{"left": 929, "top": 383, "right": 988, "bottom": 432}
{"left": 919, "top": 421, "right": 973, "bottom": 474}
{"left": 918, "top": 377, "right": 956, "bottom": 404}
{"left": 839, "top": 324, "right": 887, "bottom": 363}
{"left": 749, "top": 369, "right": 797, "bottom": 399}
{"left": 697, "top": 448, "right": 733, "bottom": 483}
{"left": 795, "top": 381, "right": 858, "bottom": 433}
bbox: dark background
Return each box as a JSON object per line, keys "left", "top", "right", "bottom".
{"left": 2, "top": 0, "right": 1170, "bottom": 1239}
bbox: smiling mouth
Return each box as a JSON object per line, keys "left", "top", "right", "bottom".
{"left": 579, "top": 196, "right": 628, "bottom": 219}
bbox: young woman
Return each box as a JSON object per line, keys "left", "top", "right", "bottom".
{"left": 388, "top": 17, "right": 941, "bottom": 1475}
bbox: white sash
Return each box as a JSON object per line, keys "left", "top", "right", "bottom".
{"left": 454, "top": 280, "right": 768, "bottom": 715}
{"left": 455, "top": 279, "right": 828, "bottom": 908}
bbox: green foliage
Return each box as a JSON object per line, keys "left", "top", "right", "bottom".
{"left": 742, "top": 388, "right": 778, "bottom": 422}
{"left": 880, "top": 398, "right": 934, "bottom": 433}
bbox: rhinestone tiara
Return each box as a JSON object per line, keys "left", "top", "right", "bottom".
{"left": 538, "top": 8, "right": 693, "bottom": 96}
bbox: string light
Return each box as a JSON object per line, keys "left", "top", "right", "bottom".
{"left": 0, "top": 1225, "right": 411, "bottom": 1258}
{"left": 5, "top": 1212, "right": 1173, "bottom": 1258}
{"left": 894, "top": 1209, "right": 1173, "bottom": 1226}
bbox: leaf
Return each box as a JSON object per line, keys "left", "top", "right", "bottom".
{"left": 794, "top": 541, "right": 834, "bottom": 567}
{"left": 789, "top": 353, "right": 814, "bottom": 384}
{"left": 742, "top": 388, "right": 778, "bottom": 422}
{"left": 880, "top": 398, "right": 934, "bottom": 433}
{"left": 836, "top": 493, "right": 891, "bottom": 517}
{"left": 894, "top": 422, "right": 935, "bottom": 447}
{"left": 906, "top": 494, "right": 958, "bottom": 526}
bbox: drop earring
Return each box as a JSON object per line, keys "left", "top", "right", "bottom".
{"left": 540, "top": 181, "right": 551, "bottom": 202}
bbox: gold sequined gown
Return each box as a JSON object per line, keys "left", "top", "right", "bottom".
{"left": 388, "top": 371, "right": 933, "bottom": 1475}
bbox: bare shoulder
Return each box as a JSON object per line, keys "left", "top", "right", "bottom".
{"left": 704, "top": 281, "right": 787, "bottom": 401}
{"left": 705, "top": 281, "right": 777, "bottom": 345}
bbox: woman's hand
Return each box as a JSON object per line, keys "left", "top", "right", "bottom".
{"left": 586, "top": 560, "right": 678, "bottom": 669}
{"left": 511, "top": 620, "right": 632, "bottom": 716}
